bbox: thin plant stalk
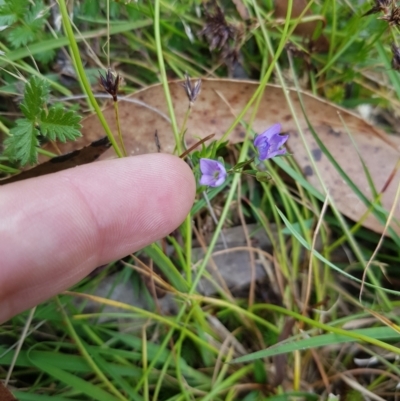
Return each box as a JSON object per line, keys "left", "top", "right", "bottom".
{"left": 154, "top": 0, "right": 181, "bottom": 154}
{"left": 106, "top": 0, "right": 110, "bottom": 67}
{"left": 5, "top": 307, "right": 36, "bottom": 386}
{"left": 179, "top": 107, "right": 191, "bottom": 144}
{"left": 218, "top": 0, "right": 300, "bottom": 144}
{"left": 114, "top": 101, "right": 127, "bottom": 157}
{"left": 38, "top": 148, "right": 58, "bottom": 158}
{"left": 184, "top": 215, "right": 192, "bottom": 285}
{"left": 57, "top": 0, "right": 123, "bottom": 158}
{"left": 180, "top": 98, "right": 228, "bottom": 273}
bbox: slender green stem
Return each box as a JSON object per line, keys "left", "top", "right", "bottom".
{"left": 153, "top": 0, "right": 196, "bottom": 346}
{"left": 114, "top": 101, "right": 127, "bottom": 157}
{"left": 0, "top": 119, "right": 10, "bottom": 136}
{"left": 0, "top": 164, "right": 20, "bottom": 174}
{"left": 142, "top": 325, "right": 149, "bottom": 401}
{"left": 178, "top": 106, "right": 193, "bottom": 283}
{"left": 184, "top": 216, "right": 192, "bottom": 285}
{"left": 5, "top": 307, "right": 36, "bottom": 386}
{"left": 218, "top": 0, "right": 297, "bottom": 144}
{"left": 189, "top": 140, "right": 251, "bottom": 294}
{"left": 154, "top": 0, "right": 181, "bottom": 154}
{"left": 135, "top": 6, "right": 194, "bottom": 394}
{"left": 106, "top": 0, "right": 110, "bottom": 67}
{"left": 37, "top": 148, "right": 58, "bottom": 158}
{"left": 155, "top": 0, "right": 193, "bottom": 285}
{"left": 151, "top": 348, "right": 173, "bottom": 401}
{"left": 57, "top": 0, "right": 123, "bottom": 158}
{"left": 180, "top": 107, "right": 191, "bottom": 144}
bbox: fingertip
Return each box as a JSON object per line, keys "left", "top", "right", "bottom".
{"left": 0, "top": 153, "right": 196, "bottom": 322}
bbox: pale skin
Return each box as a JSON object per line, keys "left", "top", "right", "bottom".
{"left": 0, "top": 154, "right": 196, "bottom": 323}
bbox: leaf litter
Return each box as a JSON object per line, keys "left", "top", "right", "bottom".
{"left": 32, "top": 78, "right": 400, "bottom": 236}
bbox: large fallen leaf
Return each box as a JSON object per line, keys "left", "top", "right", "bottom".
{"left": 17, "top": 79, "right": 400, "bottom": 235}
{"left": 0, "top": 136, "right": 111, "bottom": 185}
{"left": 0, "top": 382, "right": 16, "bottom": 401}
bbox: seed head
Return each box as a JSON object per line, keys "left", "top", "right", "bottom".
{"left": 181, "top": 74, "right": 202, "bottom": 106}
{"left": 379, "top": 4, "right": 400, "bottom": 25}
{"left": 99, "top": 68, "right": 121, "bottom": 101}
{"left": 363, "top": 0, "right": 392, "bottom": 17}
{"left": 200, "top": 0, "right": 236, "bottom": 52}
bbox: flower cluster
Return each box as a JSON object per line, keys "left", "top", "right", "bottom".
{"left": 199, "top": 158, "right": 227, "bottom": 187}
{"left": 199, "top": 123, "right": 289, "bottom": 188}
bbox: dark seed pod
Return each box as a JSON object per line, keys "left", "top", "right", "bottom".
{"left": 391, "top": 43, "right": 400, "bottom": 71}
{"left": 181, "top": 74, "right": 202, "bottom": 106}
{"left": 379, "top": 4, "right": 400, "bottom": 25}
{"left": 99, "top": 68, "right": 121, "bottom": 101}
{"left": 362, "top": 0, "right": 392, "bottom": 17}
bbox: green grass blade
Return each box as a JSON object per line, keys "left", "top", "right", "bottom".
{"left": 233, "top": 326, "right": 400, "bottom": 362}
{"left": 26, "top": 360, "right": 119, "bottom": 401}
{"left": 143, "top": 243, "right": 188, "bottom": 291}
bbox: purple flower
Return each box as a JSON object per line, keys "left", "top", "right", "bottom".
{"left": 254, "top": 123, "right": 289, "bottom": 161}
{"left": 199, "top": 158, "right": 227, "bottom": 187}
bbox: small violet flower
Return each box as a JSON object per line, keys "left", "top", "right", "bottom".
{"left": 254, "top": 123, "right": 289, "bottom": 161}
{"left": 199, "top": 158, "right": 227, "bottom": 187}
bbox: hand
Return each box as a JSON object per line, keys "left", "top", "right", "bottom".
{"left": 0, "top": 154, "right": 195, "bottom": 323}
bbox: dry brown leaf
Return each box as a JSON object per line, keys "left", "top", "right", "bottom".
{"left": 0, "top": 137, "right": 111, "bottom": 185}
{"left": 0, "top": 382, "right": 16, "bottom": 401}
{"left": 17, "top": 79, "right": 400, "bottom": 235}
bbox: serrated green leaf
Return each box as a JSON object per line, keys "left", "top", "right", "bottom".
{"left": 39, "top": 107, "right": 82, "bottom": 142}
{"left": 25, "top": 0, "right": 47, "bottom": 22}
{"left": 0, "top": 9, "right": 16, "bottom": 26}
{"left": 2, "top": 0, "right": 47, "bottom": 47}
{"left": 7, "top": 24, "right": 34, "bottom": 47}
{"left": 34, "top": 47, "right": 56, "bottom": 64}
{"left": 24, "top": 0, "right": 47, "bottom": 30}
{"left": 0, "top": 0, "right": 28, "bottom": 26}
{"left": 4, "top": 119, "right": 39, "bottom": 165}
{"left": 20, "top": 76, "right": 49, "bottom": 120}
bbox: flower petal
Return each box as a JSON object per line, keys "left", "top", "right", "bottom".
{"left": 254, "top": 123, "right": 282, "bottom": 146}
{"left": 268, "top": 148, "right": 287, "bottom": 158}
{"left": 200, "top": 175, "right": 217, "bottom": 186}
{"left": 213, "top": 171, "right": 227, "bottom": 187}
{"left": 199, "top": 158, "right": 227, "bottom": 187}
{"left": 269, "top": 133, "right": 289, "bottom": 150}
{"left": 200, "top": 158, "right": 220, "bottom": 175}
{"left": 258, "top": 146, "right": 270, "bottom": 161}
